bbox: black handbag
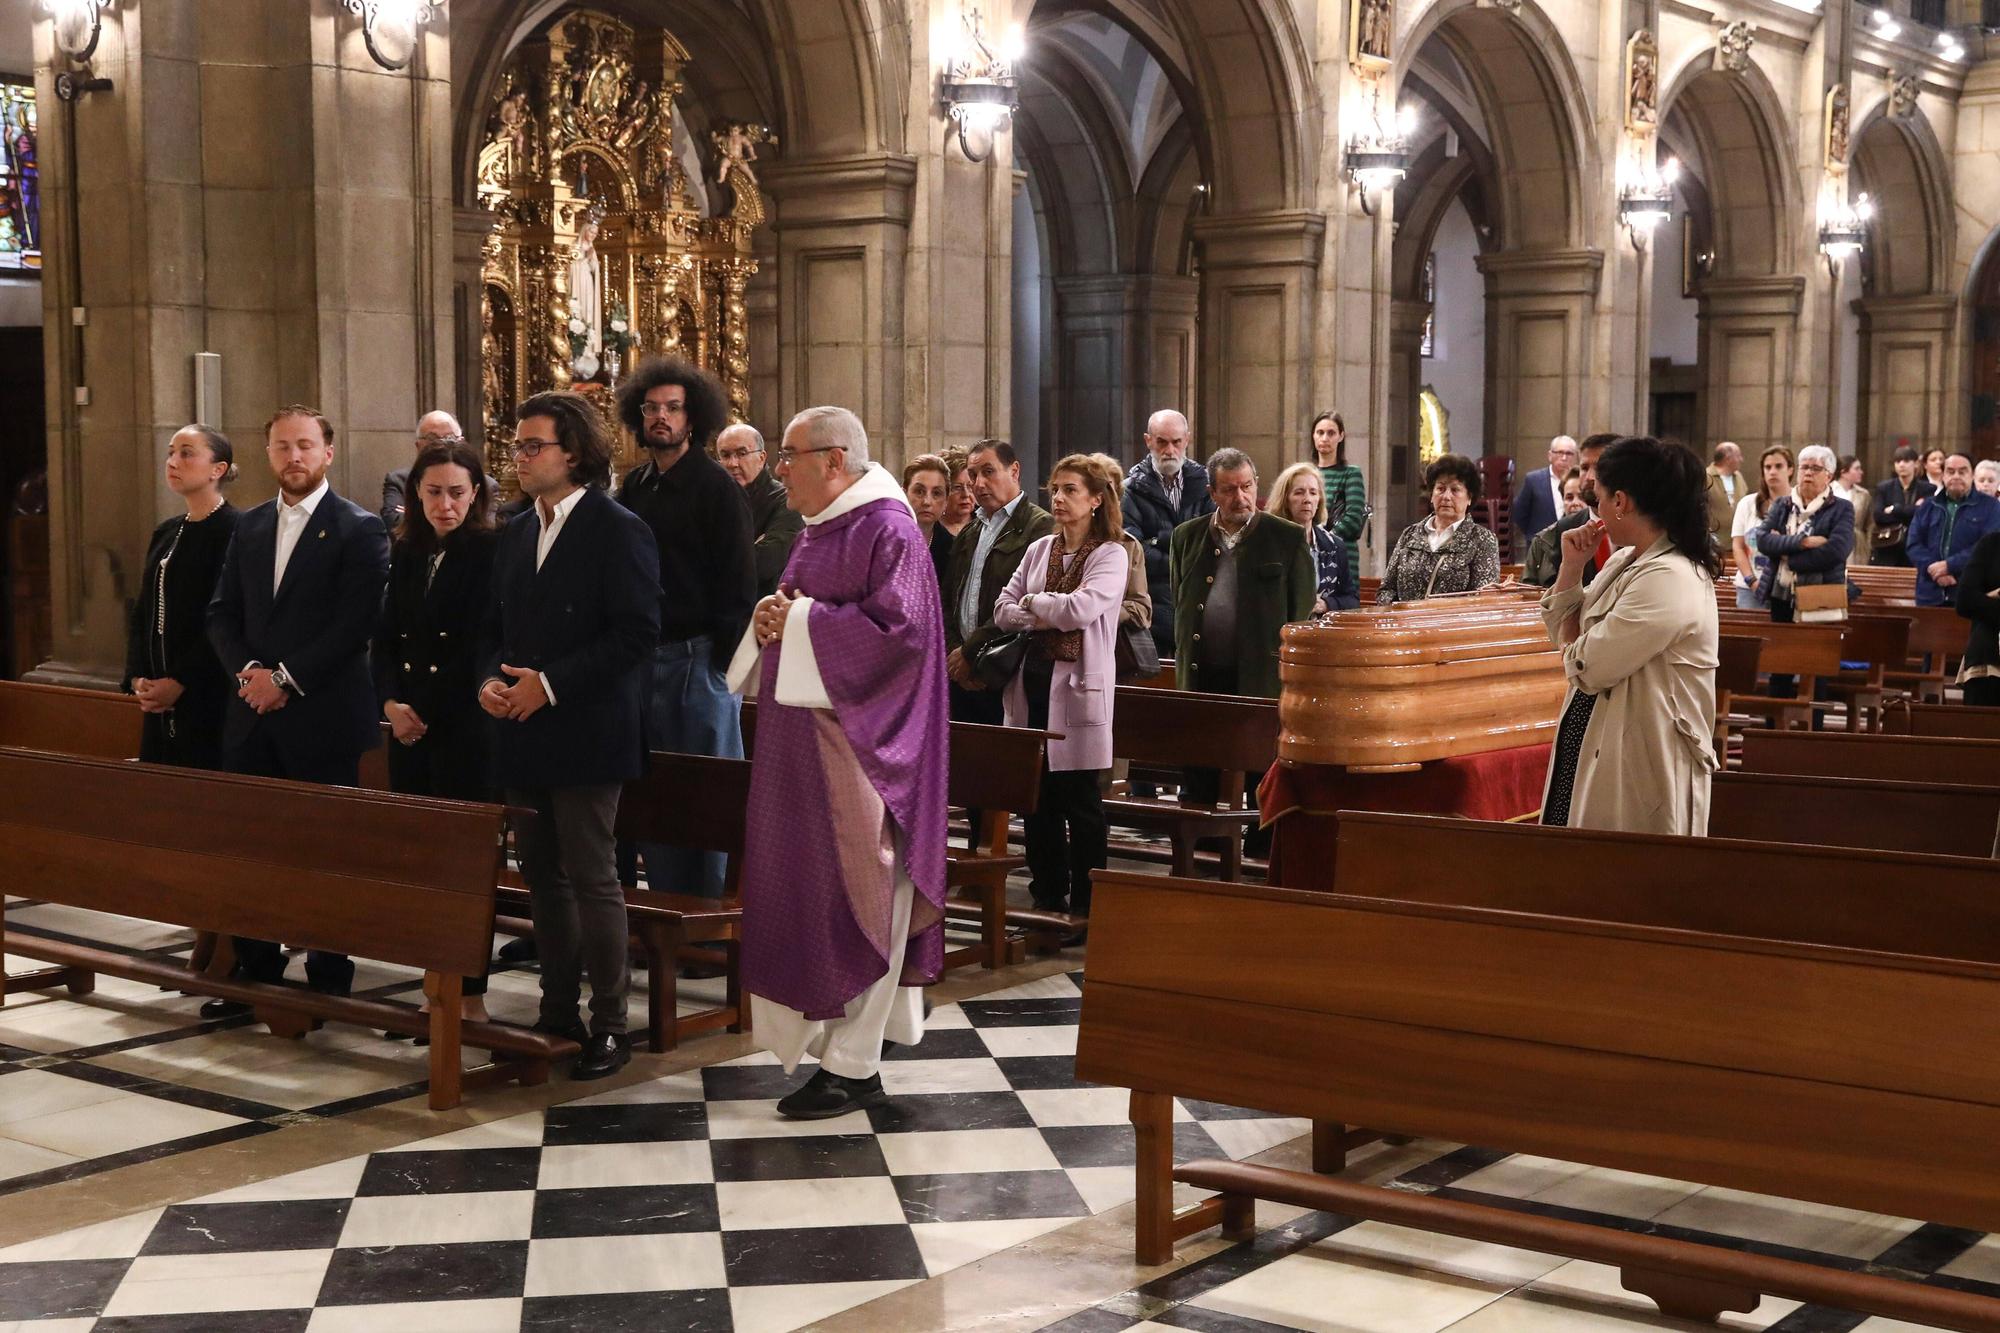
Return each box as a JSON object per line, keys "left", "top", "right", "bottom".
{"left": 1114, "top": 622, "right": 1160, "bottom": 681}
{"left": 970, "top": 630, "right": 1030, "bottom": 691}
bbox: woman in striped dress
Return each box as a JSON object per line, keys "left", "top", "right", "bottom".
{"left": 1310, "top": 410, "right": 1368, "bottom": 576}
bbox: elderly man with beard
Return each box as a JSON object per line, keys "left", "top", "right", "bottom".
{"left": 202, "top": 405, "right": 389, "bottom": 1015}
{"left": 615, "top": 357, "right": 758, "bottom": 897}
{"left": 726, "top": 406, "right": 948, "bottom": 1119}
{"left": 1123, "top": 409, "right": 1213, "bottom": 656}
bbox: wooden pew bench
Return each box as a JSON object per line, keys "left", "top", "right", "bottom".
{"left": 1710, "top": 770, "right": 2000, "bottom": 858}
{"left": 1742, "top": 728, "right": 2000, "bottom": 786}
{"left": 1076, "top": 814, "right": 2000, "bottom": 1328}
{"left": 0, "top": 746, "right": 569, "bottom": 1109}
{"left": 1883, "top": 700, "right": 2000, "bottom": 740}
{"left": 493, "top": 748, "right": 750, "bottom": 1055}
{"left": 1103, "top": 686, "right": 1278, "bottom": 881}
{"left": 1711, "top": 615, "right": 1844, "bottom": 731}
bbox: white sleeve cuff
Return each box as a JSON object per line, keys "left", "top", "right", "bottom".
{"left": 278, "top": 661, "right": 304, "bottom": 697}
{"left": 725, "top": 620, "right": 763, "bottom": 699}
{"left": 773, "top": 596, "right": 833, "bottom": 709}
{"left": 539, "top": 671, "right": 557, "bottom": 706}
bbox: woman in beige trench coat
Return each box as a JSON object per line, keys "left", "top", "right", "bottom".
{"left": 1539, "top": 436, "right": 1720, "bottom": 835}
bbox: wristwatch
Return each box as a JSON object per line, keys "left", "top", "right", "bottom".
{"left": 270, "top": 666, "right": 297, "bottom": 695}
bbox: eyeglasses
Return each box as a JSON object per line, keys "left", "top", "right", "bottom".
{"left": 510, "top": 437, "right": 560, "bottom": 459}
{"left": 1798, "top": 462, "right": 1830, "bottom": 475}
{"left": 774, "top": 445, "right": 844, "bottom": 467}
{"left": 638, "top": 402, "right": 682, "bottom": 420}
{"left": 417, "top": 433, "right": 463, "bottom": 447}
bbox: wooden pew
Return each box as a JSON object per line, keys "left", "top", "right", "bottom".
{"left": 1712, "top": 615, "right": 1844, "bottom": 730}
{"left": 1710, "top": 770, "right": 2000, "bottom": 858}
{"left": 1820, "top": 613, "right": 1913, "bottom": 732}
{"left": 1711, "top": 633, "right": 1763, "bottom": 757}
{"left": 1882, "top": 700, "right": 2000, "bottom": 740}
{"left": 1741, "top": 728, "right": 2000, "bottom": 786}
{"left": 1862, "top": 601, "right": 1965, "bottom": 702}
{"left": 0, "top": 679, "right": 142, "bottom": 759}
{"left": 0, "top": 747, "right": 570, "bottom": 1109}
{"left": 1104, "top": 686, "right": 1278, "bottom": 881}
{"left": 1849, "top": 565, "right": 1918, "bottom": 603}
{"left": 1077, "top": 816, "right": 2000, "bottom": 1328}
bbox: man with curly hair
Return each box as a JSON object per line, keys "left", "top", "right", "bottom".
{"left": 615, "top": 357, "right": 758, "bottom": 897}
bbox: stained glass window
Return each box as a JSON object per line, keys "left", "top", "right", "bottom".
{"left": 0, "top": 80, "right": 40, "bottom": 274}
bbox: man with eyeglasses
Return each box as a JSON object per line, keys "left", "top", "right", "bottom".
{"left": 717, "top": 422, "right": 804, "bottom": 597}
{"left": 614, "top": 357, "right": 757, "bottom": 899}
{"left": 380, "top": 410, "right": 495, "bottom": 529}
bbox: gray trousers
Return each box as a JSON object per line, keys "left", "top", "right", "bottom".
{"left": 509, "top": 783, "right": 628, "bottom": 1036}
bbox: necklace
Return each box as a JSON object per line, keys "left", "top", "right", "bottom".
{"left": 186, "top": 496, "right": 224, "bottom": 523}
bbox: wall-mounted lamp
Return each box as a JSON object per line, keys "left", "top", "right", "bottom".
{"left": 40, "top": 0, "right": 110, "bottom": 62}
{"left": 1936, "top": 31, "right": 1967, "bottom": 60}
{"left": 1618, "top": 155, "right": 1678, "bottom": 248}
{"left": 1818, "top": 191, "right": 1872, "bottom": 276}
{"left": 345, "top": 0, "right": 443, "bottom": 71}
{"left": 1345, "top": 101, "right": 1416, "bottom": 216}
{"left": 1869, "top": 8, "right": 1902, "bottom": 41}
{"left": 939, "top": 5, "right": 1022, "bottom": 163}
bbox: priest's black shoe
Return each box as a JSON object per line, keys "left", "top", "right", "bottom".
{"left": 199, "top": 998, "right": 251, "bottom": 1021}
{"left": 776, "top": 1069, "right": 887, "bottom": 1120}
{"left": 570, "top": 1032, "right": 631, "bottom": 1080}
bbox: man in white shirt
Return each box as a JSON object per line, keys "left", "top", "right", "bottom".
{"left": 940, "top": 440, "right": 1052, "bottom": 724}
{"left": 1705, "top": 442, "right": 1743, "bottom": 552}
{"left": 205, "top": 405, "right": 390, "bottom": 1011}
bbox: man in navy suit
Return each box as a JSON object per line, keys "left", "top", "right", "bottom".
{"left": 480, "top": 391, "right": 660, "bottom": 1080}
{"left": 205, "top": 404, "right": 390, "bottom": 1012}
{"left": 1510, "top": 434, "right": 1578, "bottom": 559}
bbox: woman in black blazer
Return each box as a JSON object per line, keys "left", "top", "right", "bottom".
{"left": 1955, "top": 530, "right": 2000, "bottom": 707}
{"left": 374, "top": 439, "right": 501, "bottom": 1027}
{"left": 125, "top": 426, "right": 240, "bottom": 769}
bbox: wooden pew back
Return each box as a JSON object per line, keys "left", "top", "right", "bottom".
{"left": 1712, "top": 615, "right": 1845, "bottom": 679}
{"left": 1112, "top": 685, "right": 1278, "bottom": 774}
{"left": 0, "top": 680, "right": 142, "bottom": 760}
{"left": 1883, "top": 701, "right": 2000, "bottom": 740}
{"left": 1710, "top": 771, "right": 2000, "bottom": 859}
{"left": 0, "top": 746, "right": 501, "bottom": 977}
{"left": 616, "top": 750, "right": 752, "bottom": 894}
{"left": 1741, "top": 729, "right": 2000, "bottom": 786}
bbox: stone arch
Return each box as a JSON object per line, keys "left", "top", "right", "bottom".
{"left": 1850, "top": 108, "right": 1953, "bottom": 299}
{"left": 1393, "top": 0, "right": 1596, "bottom": 252}
{"left": 1657, "top": 55, "right": 1800, "bottom": 279}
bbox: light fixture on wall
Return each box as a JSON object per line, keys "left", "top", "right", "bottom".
{"left": 1868, "top": 7, "right": 1902, "bottom": 41}
{"left": 1618, "top": 154, "right": 1678, "bottom": 248}
{"left": 939, "top": 5, "right": 1023, "bottom": 163}
{"left": 1345, "top": 100, "right": 1416, "bottom": 216}
{"left": 346, "top": 0, "right": 443, "bottom": 71}
{"left": 1818, "top": 191, "right": 1872, "bottom": 276}
{"left": 40, "top": 0, "right": 111, "bottom": 62}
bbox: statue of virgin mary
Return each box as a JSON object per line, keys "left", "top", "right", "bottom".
{"left": 567, "top": 207, "right": 606, "bottom": 377}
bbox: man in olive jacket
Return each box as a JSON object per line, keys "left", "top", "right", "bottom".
{"left": 942, "top": 439, "right": 1055, "bottom": 724}
{"left": 1169, "top": 448, "right": 1315, "bottom": 701}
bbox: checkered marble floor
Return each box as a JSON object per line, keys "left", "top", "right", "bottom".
{"left": 0, "top": 969, "right": 1312, "bottom": 1332}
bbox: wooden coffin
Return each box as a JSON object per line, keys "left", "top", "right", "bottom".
{"left": 1278, "top": 590, "right": 1566, "bottom": 769}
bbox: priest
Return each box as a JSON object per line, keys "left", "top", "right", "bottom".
{"left": 725, "top": 405, "right": 948, "bottom": 1119}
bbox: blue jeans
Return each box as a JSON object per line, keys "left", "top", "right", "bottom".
{"left": 639, "top": 636, "right": 742, "bottom": 897}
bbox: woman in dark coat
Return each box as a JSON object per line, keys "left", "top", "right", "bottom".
{"left": 125, "top": 426, "right": 240, "bottom": 769}
{"left": 1954, "top": 529, "right": 2000, "bottom": 707}
{"left": 374, "top": 439, "right": 501, "bottom": 1027}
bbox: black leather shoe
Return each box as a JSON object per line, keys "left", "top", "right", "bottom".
{"left": 200, "top": 998, "right": 251, "bottom": 1021}
{"left": 497, "top": 937, "right": 539, "bottom": 964}
{"left": 533, "top": 1017, "right": 590, "bottom": 1045}
{"left": 570, "top": 1032, "right": 631, "bottom": 1080}
{"left": 776, "top": 1068, "right": 887, "bottom": 1120}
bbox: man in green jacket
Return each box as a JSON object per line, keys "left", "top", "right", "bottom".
{"left": 942, "top": 438, "right": 1055, "bottom": 724}
{"left": 1169, "top": 448, "right": 1315, "bottom": 700}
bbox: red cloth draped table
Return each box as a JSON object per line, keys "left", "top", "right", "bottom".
{"left": 1258, "top": 744, "right": 1550, "bottom": 890}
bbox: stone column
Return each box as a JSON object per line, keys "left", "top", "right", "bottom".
{"left": 1047, "top": 273, "right": 1198, "bottom": 462}
{"left": 1855, "top": 293, "right": 1957, "bottom": 471}
{"left": 1477, "top": 249, "right": 1604, "bottom": 471}
{"left": 33, "top": 1, "right": 455, "bottom": 687}
{"left": 1385, "top": 298, "right": 1430, "bottom": 529}
{"left": 760, "top": 154, "right": 917, "bottom": 460}
{"left": 1192, "top": 211, "right": 1327, "bottom": 479}
{"left": 452, "top": 206, "right": 496, "bottom": 452}
{"left": 1695, "top": 275, "right": 1806, "bottom": 461}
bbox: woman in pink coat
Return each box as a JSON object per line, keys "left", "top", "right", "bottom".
{"left": 993, "top": 453, "right": 1129, "bottom": 920}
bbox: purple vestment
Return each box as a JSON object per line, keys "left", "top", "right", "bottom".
{"left": 740, "top": 494, "right": 949, "bottom": 1020}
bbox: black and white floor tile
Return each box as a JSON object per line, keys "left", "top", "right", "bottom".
{"left": 0, "top": 969, "right": 1312, "bottom": 1332}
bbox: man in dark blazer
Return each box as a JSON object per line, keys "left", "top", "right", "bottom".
{"left": 1122, "top": 409, "right": 1214, "bottom": 655}
{"left": 941, "top": 439, "right": 1053, "bottom": 724}
{"left": 1522, "top": 434, "right": 1615, "bottom": 587}
{"left": 205, "top": 404, "right": 390, "bottom": 1011}
{"left": 717, "top": 422, "right": 804, "bottom": 597}
{"left": 1168, "top": 449, "right": 1314, "bottom": 701}
{"left": 480, "top": 390, "right": 660, "bottom": 1080}
{"left": 1509, "top": 434, "right": 1577, "bottom": 561}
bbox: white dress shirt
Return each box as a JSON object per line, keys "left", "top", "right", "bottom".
{"left": 1426, "top": 514, "right": 1467, "bottom": 552}
{"left": 273, "top": 478, "right": 329, "bottom": 594}
{"left": 957, "top": 492, "right": 1023, "bottom": 642}
{"left": 535, "top": 485, "right": 585, "bottom": 572}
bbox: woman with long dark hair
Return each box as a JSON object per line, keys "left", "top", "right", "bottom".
{"left": 126, "top": 426, "right": 240, "bottom": 769}
{"left": 1540, "top": 436, "right": 1719, "bottom": 835}
{"left": 374, "top": 439, "right": 502, "bottom": 1030}
{"left": 1308, "top": 411, "right": 1368, "bottom": 578}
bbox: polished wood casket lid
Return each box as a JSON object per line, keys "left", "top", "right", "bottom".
{"left": 1278, "top": 590, "right": 1567, "bottom": 768}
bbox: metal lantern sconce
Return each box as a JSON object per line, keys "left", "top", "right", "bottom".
{"left": 1618, "top": 155, "right": 1678, "bottom": 249}
{"left": 1345, "top": 101, "right": 1415, "bottom": 216}
{"left": 1818, "top": 192, "right": 1872, "bottom": 278}
{"left": 939, "top": 5, "right": 1022, "bottom": 163}
{"left": 42, "top": 0, "right": 111, "bottom": 63}
{"left": 346, "top": 0, "right": 443, "bottom": 71}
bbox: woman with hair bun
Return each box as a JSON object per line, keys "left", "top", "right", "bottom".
{"left": 1540, "top": 435, "right": 1719, "bottom": 835}
{"left": 125, "top": 424, "right": 241, "bottom": 769}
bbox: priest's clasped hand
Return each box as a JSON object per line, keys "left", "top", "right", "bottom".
{"left": 754, "top": 589, "right": 795, "bottom": 646}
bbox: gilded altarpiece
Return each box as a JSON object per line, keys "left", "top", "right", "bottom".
{"left": 476, "top": 10, "right": 763, "bottom": 489}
